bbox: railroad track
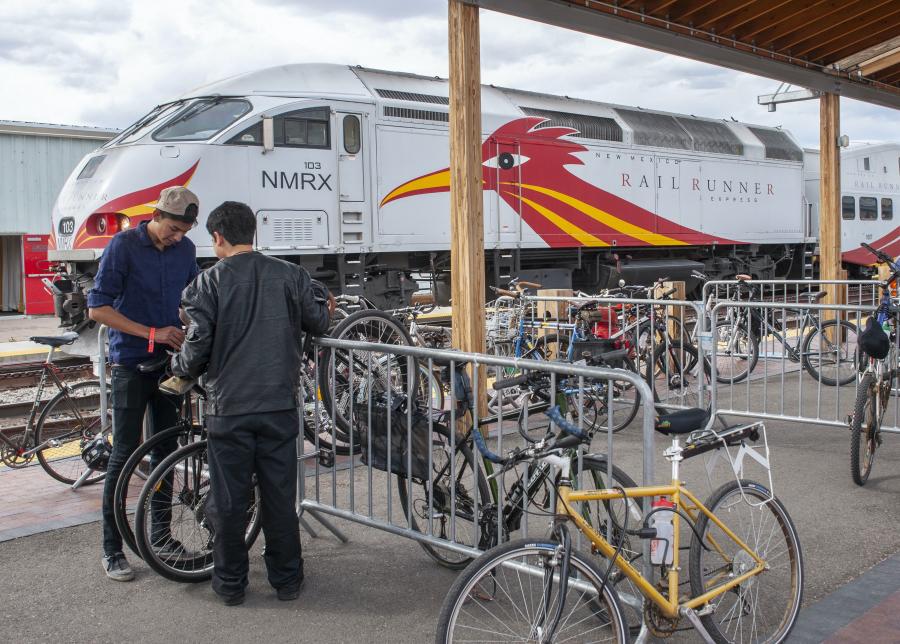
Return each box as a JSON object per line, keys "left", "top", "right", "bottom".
{"left": 0, "top": 357, "right": 94, "bottom": 390}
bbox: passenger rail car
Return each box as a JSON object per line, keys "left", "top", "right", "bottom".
{"left": 47, "top": 63, "right": 896, "bottom": 321}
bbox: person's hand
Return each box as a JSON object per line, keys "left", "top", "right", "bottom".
{"left": 155, "top": 326, "right": 186, "bottom": 350}
{"left": 327, "top": 291, "right": 337, "bottom": 316}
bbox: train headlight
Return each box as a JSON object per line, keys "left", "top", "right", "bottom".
{"left": 88, "top": 213, "right": 120, "bottom": 236}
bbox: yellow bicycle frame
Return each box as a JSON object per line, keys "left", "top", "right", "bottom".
{"left": 558, "top": 481, "right": 767, "bottom": 619}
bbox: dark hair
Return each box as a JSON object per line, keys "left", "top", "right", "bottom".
{"left": 154, "top": 204, "right": 198, "bottom": 226}
{"left": 206, "top": 201, "right": 256, "bottom": 245}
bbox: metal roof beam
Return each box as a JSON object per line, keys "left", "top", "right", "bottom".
{"left": 474, "top": 0, "right": 900, "bottom": 109}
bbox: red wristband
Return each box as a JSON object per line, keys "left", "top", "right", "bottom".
{"left": 148, "top": 327, "right": 156, "bottom": 353}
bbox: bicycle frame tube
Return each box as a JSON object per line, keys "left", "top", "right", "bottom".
{"left": 558, "top": 483, "right": 767, "bottom": 619}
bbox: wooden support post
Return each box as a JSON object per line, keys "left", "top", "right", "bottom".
{"left": 449, "top": 0, "right": 486, "bottom": 415}
{"left": 819, "top": 93, "right": 841, "bottom": 316}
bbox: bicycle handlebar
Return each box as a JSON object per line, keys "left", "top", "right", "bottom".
{"left": 492, "top": 372, "right": 532, "bottom": 391}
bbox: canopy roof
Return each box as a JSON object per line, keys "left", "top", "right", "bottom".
{"left": 475, "top": 0, "right": 900, "bottom": 109}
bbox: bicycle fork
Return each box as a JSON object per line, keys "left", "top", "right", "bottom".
{"left": 534, "top": 521, "right": 573, "bottom": 644}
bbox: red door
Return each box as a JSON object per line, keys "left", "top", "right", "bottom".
{"left": 23, "top": 235, "right": 54, "bottom": 315}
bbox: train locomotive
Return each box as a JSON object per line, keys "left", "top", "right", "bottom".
{"left": 48, "top": 63, "right": 899, "bottom": 326}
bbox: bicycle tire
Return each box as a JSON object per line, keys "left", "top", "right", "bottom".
{"left": 134, "top": 440, "right": 261, "bottom": 583}
{"left": 435, "top": 537, "right": 628, "bottom": 644}
{"left": 318, "top": 310, "right": 418, "bottom": 439}
{"left": 703, "top": 320, "right": 759, "bottom": 384}
{"left": 689, "top": 479, "right": 803, "bottom": 644}
{"left": 114, "top": 422, "right": 200, "bottom": 558}
{"left": 567, "top": 356, "right": 641, "bottom": 434}
{"left": 396, "top": 422, "right": 490, "bottom": 570}
{"left": 34, "top": 380, "right": 109, "bottom": 485}
{"left": 801, "top": 319, "right": 859, "bottom": 387}
{"left": 850, "top": 372, "right": 882, "bottom": 486}
{"left": 301, "top": 353, "right": 360, "bottom": 456}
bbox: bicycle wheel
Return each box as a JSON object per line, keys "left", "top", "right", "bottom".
{"left": 566, "top": 358, "right": 641, "bottom": 434}
{"left": 318, "top": 310, "right": 418, "bottom": 438}
{"left": 802, "top": 319, "right": 859, "bottom": 387}
{"left": 704, "top": 320, "right": 759, "bottom": 384}
{"left": 397, "top": 422, "right": 490, "bottom": 570}
{"left": 689, "top": 480, "right": 803, "bottom": 644}
{"left": 435, "top": 537, "right": 628, "bottom": 644}
{"left": 301, "top": 354, "right": 359, "bottom": 455}
{"left": 134, "top": 440, "right": 261, "bottom": 583}
{"left": 34, "top": 380, "right": 109, "bottom": 485}
{"left": 849, "top": 371, "right": 888, "bottom": 486}
{"left": 570, "top": 455, "right": 645, "bottom": 631}
{"left": 114, "top": 422, "right": 200, "bottom": 558}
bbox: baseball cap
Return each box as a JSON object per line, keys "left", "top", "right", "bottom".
{"left": 156, "top": 186, "right": 199, "bottom": 223}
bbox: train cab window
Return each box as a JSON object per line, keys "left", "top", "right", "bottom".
{"left": 227, "top": 107, "right": 330, "bottom": 149}
{"left": 883, "top": 198, "right": 894, "bottom": 220}
{"left": 343, "top": 115, "right": 361, "bottom": 154}
{"left": 153, "top": 99, "right": 251, "bottom": 142}
{"left": 842, "top": 196, "right": 855, "bottom": 220}
{"left": 859, "top": 196, "right": 878, "bottom": 220}
{"left": 863, "top": 157, "right": 870, "bottom": 171}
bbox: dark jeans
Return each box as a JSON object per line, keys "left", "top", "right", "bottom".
{"left": 206, "top": 409, "right": 302, "bottom": 598}
{"left": 101, "top": 366, "right": 180, "bottom": 556}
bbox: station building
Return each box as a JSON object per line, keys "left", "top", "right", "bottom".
{"left": 0, "top": 121, "right": 118, "bottom": 314}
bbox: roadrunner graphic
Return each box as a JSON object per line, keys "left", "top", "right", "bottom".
{"left": 381, "top": 117, "right": 738, "bottom": 248}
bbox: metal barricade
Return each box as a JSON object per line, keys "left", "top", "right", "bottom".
{"left": 706, "top": 298, "right": 900, "bottom": 433}
{"left": 701, "top": 278, "right": 883, "bottom": 312}
{"left": 301, "top": 337, "right": 657, "bottom": 573}
{"left": 518, "top": 294, "right": 709, "bottom": 412}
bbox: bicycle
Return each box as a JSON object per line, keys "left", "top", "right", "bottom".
{"left": 436, "top": 403, "right": 803, "bottom": 643}
{"left": 133, "top": 436, "right": 263, "bottom": 583}
{"left": 704, "top": 274, "right": 858, "bottom": 386}
{"left": 113, "top": 354, "right": 206, "bottom": 559}
{"left": 849, "top": 242, "right": 899, "bottom": 486}
{"left": 0, "top": 332, "right": 109, "bottom": 485}
{"left": 398, "top": 363, "right": 644, "bottom": 589}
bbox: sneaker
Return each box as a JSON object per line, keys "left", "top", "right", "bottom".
{"left": 221, "top": 592, "right": 245, "bottom": 606}
{"left": 154, "top": 538, "right": 196, "bottom": 559}
{"left": 102, "top": 553, "right": 134, "bottom": 582}
{"left": 276, "top": 578, "right": 304, "bottom": 601}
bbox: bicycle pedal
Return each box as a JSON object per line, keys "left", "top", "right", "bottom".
{"left": 318, "top": 449, "right": 336, "bottom": 468}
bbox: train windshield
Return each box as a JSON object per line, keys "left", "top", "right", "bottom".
{"left": 106, "top": 102, "right": 186, "bottom": 147}
{"left": 153, "top": 98, "right": 251, "bottom": 142}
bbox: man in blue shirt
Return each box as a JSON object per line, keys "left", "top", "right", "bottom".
{"left": 88, "top": 186, "right": 200, "bottom": 581}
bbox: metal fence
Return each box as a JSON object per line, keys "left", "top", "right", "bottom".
{"left": 300, "top": 336, "right": 658, "bottom": 568}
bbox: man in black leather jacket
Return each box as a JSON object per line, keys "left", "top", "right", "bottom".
{"left": 172, "top": 201, "right": 332, "bottom": 605}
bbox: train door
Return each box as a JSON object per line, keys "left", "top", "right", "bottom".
{"left": 490, "top": 138, "right": 519, "bottom": 245}
{"left": 244, "top": 102, "right": 339, "bottom": 252}
{"left": 334, "top": 108, "right": 372, "bottom": 249}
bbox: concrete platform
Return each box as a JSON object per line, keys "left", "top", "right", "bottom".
{"left": 0, "top": 315, "right": 70, "bottom": 363}
{"left": 4, "top": 411, "right": 900, "bottom": 642}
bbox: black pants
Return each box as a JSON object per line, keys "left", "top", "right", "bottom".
{"left": 102, "top": 366, "right": 180, "bottom": 556}
{"left": 206, "top": 409, "right": 302, "bottom": 598}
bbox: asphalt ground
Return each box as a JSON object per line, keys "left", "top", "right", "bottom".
{"left": 3, "top": 404, "right": 900, "bottom": 643}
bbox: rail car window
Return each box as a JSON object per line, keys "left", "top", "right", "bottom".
{"left": 860, "top": 197, "right": 878, "bottom": 220}
{"left": 343, "top": 115, "right": 361, "bottom": 154}
{"left": 842, "top": 196, "right": 856, "bottom": 220}
{"left": 883, "top": 198, "right": 893, "bottom": 220}
{"left": 153, "top": 99, "right": 251, "bottom": 142}
{"left": 227, "top": 107, "right": 330, "bottom": 149}
{"left": 863, "top": 157, "right": 870, "bottom": 171}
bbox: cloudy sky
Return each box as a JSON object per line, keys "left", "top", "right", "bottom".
{"left": 3, "top": 0, "right": 898, "bottom": 148}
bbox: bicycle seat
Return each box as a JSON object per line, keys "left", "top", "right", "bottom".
{"left": 137, "top": 355, "right": 169, "bottom": 374}
{"left": 30, "top": 332, "right": 79, "bottom": 347}
{"left": 655, "top": 408, "right": 710, "bottom": 435}
{"left": 798, "top": 290, "right": 826, "bottom": 302}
